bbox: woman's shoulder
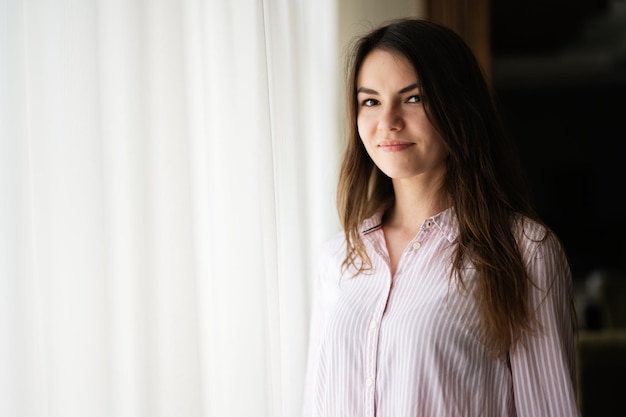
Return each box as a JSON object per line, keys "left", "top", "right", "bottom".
{"left": 514, "top": 215, "right": 548, "bottom": 242}
{"left": 512, "top": 214, "right": 568, "bottom": 265}
{"left": 314, "top": 230, "right": 346, "bottom": 270}
{"left": 310, "top": 231, "right": 350, "bottom": 296}
{"left": 319, "top": 230, "right": 346, "bottom": 255}
{"left": 513, "top": 216, "right": 574, "bottom": 316}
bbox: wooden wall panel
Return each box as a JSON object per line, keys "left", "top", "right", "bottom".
{"left": 424, "top": 0, "right": 492, "bottom": 82}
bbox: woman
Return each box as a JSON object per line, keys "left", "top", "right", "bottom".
{"left": 302, "top": 19, "right": 580, "bottom": 416}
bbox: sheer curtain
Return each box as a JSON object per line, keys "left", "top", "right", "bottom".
{"left": 0, "top": 1, "right": 340, "bottom": 416}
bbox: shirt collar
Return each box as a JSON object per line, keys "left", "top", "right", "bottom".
{"left": 360, "top": 211, "right": 385, "bottom": 236}
{"left": 360, "top": 206, "right": 459, "bottom": 243}
{"left": 431, "top": 207, "right": 459, "bottom": 243}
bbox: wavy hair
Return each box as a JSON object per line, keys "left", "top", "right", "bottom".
{"left": 337, "top": 18, "right": 554, "bottom": 356}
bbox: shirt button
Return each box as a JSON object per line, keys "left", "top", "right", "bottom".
{"left": 426, "top": 220, "right": 433, "bottom": 228}
{"left": 412, "top": 242, "right": 421, "bottom": 250}
{"left": 366, "top": 378, "right": 374, "bottom": 387}
{"left": 369, "top": 320, "right": 377, "bottom": 329}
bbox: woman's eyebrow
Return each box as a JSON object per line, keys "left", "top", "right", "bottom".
{"left": 357, "top": 83, "right": 420, "bottom": 95}
{"left": 357, "top": 87, "right": 378, "bottom": 95}
{"left": 399, "top": 83, "right": 419, "bottom": 94}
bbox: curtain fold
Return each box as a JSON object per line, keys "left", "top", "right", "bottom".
{"left": 0, "top": 0, "right": 340, "bottom": 416}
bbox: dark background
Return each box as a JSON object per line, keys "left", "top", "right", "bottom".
{"left": 490, "top": 0, "right": 626, "bottom": 282}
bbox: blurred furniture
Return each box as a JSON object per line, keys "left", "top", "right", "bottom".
{"left": 577, "top": 270, "right": 626, "bottom": 416}
{"left": 577, "top": 330, "right": 626, "bottom": 416}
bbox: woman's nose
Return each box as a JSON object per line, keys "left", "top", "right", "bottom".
{"left": 378, "top": 105, "right": 404, "bottom": 131}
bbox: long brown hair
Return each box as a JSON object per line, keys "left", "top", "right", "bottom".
{"left": 337, "top": 18, "right": 555, "bottom": 356}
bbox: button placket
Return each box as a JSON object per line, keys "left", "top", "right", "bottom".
{"left": 411, "top": 217, "right": 435, "bottom": 251}
{"left": 365, "top": 308, "right": 382, "bottom": 389}
{"left": 363, "top": 278, "right": 391, "bottom": 416}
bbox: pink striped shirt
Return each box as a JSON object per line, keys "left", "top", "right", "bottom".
{"left": 302, "top": 208, "right": 580, "bottom": 417}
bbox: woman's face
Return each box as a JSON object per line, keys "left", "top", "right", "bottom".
{"left": 356, "top": 49, "right": 448, "bottom": 183}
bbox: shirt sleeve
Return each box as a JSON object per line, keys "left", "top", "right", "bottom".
{"left": 301, "top": 236, "right": 342, "bottom": 417}
{"left": 302, "top": 233, "right": 345, "bottom": 417}
{"left": 510, "top": 230, "right": 581, "bottom": 417}
{"left": 301, "top": 262, "right": 323, "bottom": 417}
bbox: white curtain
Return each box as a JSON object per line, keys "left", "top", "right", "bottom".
{"left": 0, "top": 0, "right": 341, "bottom": 416}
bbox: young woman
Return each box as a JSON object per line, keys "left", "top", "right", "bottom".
{"left": 302, "top": 19, "right": 580, "bottom": 416}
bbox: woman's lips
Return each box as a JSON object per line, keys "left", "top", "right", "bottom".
{"left": 378, "top": 141, "right": 414, "bottom": 152}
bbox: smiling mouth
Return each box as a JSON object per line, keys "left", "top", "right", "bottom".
{"left": 378, "top": 142, "right": 414, "bottom": 152}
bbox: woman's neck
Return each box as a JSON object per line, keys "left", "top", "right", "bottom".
{"left": 384, "top": 177, "right": 449, "bottom": 231}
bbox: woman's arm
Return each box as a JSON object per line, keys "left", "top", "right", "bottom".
{"left": 509, "top": 230, "right": 581, "bottom": 417}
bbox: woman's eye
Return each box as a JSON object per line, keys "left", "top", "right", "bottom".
{"left": 407, "top": 95, "right": 421, "bottom": 103}
{"left": 361, "top": 98, "right": 378, "bottom": 107}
